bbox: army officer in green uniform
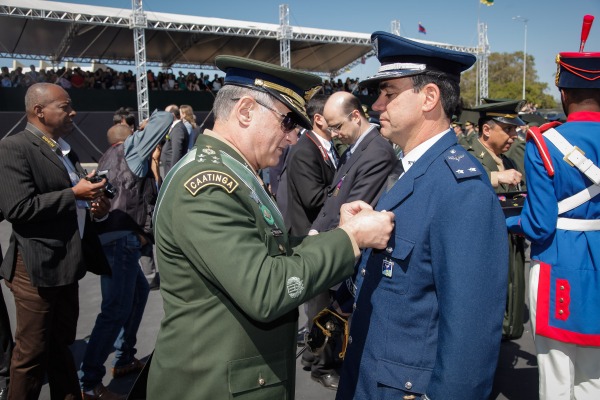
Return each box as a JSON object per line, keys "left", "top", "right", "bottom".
{"left": 146, "top": 56, "right": 395, "bottom": 400}
{"left": 462, "top": 100, "right": 527, "bottom": 340}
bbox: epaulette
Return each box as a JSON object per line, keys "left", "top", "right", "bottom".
{"left": 444, "top": 147, "right": 482, "bottom": 180}
{"left": 184, "top": 146, "right": 239, "bottom": 196}
{"left": 195, "top": 145, "right": 223, "bottom": 165}
{"left": 526, "top": 124, "right": 559, "bottom": 177}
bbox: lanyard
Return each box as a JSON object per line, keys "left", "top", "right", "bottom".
{"left": 26, "top": 124, "right": 63, "bottom": 157}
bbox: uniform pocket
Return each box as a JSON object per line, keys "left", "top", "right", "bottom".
{"left": 227, "top": 351, "right": 288, "bottom": 399}
{"left": 376, "top": 358, "right": 432, "bottom": 398}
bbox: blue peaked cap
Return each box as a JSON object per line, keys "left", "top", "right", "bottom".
{"left": 360, "top": 31, "right": 476, "bottom": 87}
{"left": 556, "top": 52, "right": 600, "bottom": 89}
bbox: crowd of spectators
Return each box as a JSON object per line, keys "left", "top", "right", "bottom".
{"left": 1, "top": 64, "right": 376, "bottom": 95}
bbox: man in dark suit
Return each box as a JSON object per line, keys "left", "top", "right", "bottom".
{"left": 278, "top": 94, "right": 336, "bottom": 236}
{"left": 0, "top": 212, "right": 11, "bottom": 400}
{"left": 310, "top": 91, "right": 396, "bottom": 234}
{"left": 0, "top": 83, "right": 111, "bottom": 399}
{"left": 276, "top": 94, "right": 343, "bottom": 388}
{"left": 160, "top": 104, "right": 189, "bottom": 175}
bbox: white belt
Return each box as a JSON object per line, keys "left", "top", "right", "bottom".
{"left": 557, "top": 217, "right": 600, "bottom": 231}
{"left": 544, "top": 128, "right": 600, "bottom": 185}
{"left": 558, "top": 184, "right": 600, "bottom": 214}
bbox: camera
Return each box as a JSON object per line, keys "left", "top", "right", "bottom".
{"left": 87, "top": 170, "right": 117, "bottom": 199}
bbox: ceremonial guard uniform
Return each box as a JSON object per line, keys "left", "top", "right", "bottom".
{"left": 508, "top": 28, "right": 600, "bottom": 397}
{"left": 464, "top": 100, "right": 527, "bottom": 340}
{"left": 146, "top": 56, "right": 393, "bottom": 400}
{"left": 337, "top": 32, "right": 507, "bottom": 400}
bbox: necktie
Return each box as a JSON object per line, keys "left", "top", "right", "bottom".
{"left": 385, "top": 159, "right": 405, "bottom": 192}
{"left": 329, "top": 141, "right": 339, "bottom": 168}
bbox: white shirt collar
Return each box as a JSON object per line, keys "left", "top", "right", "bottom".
{"left": 401, "top": 129, "right": 449, "bottom": 172}
{"left": 312, "top": 131, "right": 332, "bottom": 150}
{"left": 348, "top": 124, "right": 377, "bottom": 155}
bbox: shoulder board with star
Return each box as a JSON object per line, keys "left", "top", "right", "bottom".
{"left": 444, "top": 147, "right": 482, "bottom": 180}
{"left": 195, "top": 145, "right": 222, "bottom": 165}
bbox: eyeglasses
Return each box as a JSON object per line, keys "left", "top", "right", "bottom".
{"left": 327, "top": 111, "right": 354, "bottom": 134}
{"left": 230, "top": 98, "right": 298, "bottom": 133}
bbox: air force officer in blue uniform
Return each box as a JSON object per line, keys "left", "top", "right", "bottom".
{"left": 336, "top": 32, "right": 508, "bottom": 400}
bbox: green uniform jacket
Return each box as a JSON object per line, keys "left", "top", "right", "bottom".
{"left": 462, "top": 138, "right": 527, "bottom": 339}
{"left": 147, "top": 133, "right": 356, "bottom": 400}
{"left": 463, "top": 138, "right": 526, "bottom": 193}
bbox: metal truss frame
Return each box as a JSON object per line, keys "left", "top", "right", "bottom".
{"left": 0, "top": 2, "right": 490, "bottom": 106}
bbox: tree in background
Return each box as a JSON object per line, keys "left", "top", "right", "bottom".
{"left": 460, "top": 51, "right": 557, "bottom": 109}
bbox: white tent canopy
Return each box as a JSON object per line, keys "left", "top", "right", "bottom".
{"left": 0, "top": 0, "right": 378, "bottom": 76}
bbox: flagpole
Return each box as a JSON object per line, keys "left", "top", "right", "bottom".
{"left": 476, "top": 0, "right": 481, "bottom": 105}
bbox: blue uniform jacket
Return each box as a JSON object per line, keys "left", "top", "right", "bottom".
{"left": 337, "top": 131, "right": 508, "bottom": 400}
{"left": 508, "top": 112, "right": 600, "bottom": 344}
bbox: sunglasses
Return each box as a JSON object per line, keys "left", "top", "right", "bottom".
{"left": 231, "top": 98, "right": 298, "bottom": 133}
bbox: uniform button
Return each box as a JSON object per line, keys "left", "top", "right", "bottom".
{"left": 560, "top": 285, "right": 565, "bottom": 290}
{"left": 559, "top": 297, "right": 564, "bottom": 303}
{"left": 404, "top": 381, "right": 412, "bottom": 390}
{"left": 348, "top": 335, "right": 352, "bottom": 344}
{"left": 361, "top": 268, "right": 366, "bottom": 276}
{"left": 386, "top": 247, "right": 393, "bottom": 254}
{"left": 559, "top": 309, "right": 564, "bottom": 315}
{"left": 403, "top": 396, "right": 416, "bottom": 400}
{"left": 278, "top": 244, "right": 285, "bottom": 253}
{"left": 353, "top": 303, "right": 357, "bottom": 311}
{"left": 258, "top": 377, "right": 266, "bottom": 386}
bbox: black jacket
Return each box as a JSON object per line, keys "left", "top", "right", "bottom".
{"left": 0, "top": 127, "right": 109, "bottom": 287}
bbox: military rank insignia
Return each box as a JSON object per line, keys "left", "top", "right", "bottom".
{"left": 261, "top": 204, "right": 275, "bottom": 225}
{"left": 445, "top": 148, "right": 481, "bottom": 180}
{"left": 184, "top": 170, "right": 239, "bottom": 196}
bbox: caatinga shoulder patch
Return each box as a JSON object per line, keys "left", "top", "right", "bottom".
{"left": 184, "top": 170, "right": 239, "bottom": 196}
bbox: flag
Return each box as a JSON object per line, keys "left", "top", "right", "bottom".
{"left": 480, "top": 0, "right": 494, "bottom": 5}
{"left": 418, "top": 23, "right": 426, "bottom": 34}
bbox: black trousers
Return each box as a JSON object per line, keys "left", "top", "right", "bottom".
{"left": 0, "top": 283, "right": 12, "bottom": 389}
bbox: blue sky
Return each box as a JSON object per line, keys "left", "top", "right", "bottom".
{"left": 55, "top": 0, "right": 600, "bottom": 100}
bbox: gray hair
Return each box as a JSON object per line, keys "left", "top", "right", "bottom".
{"left": 212, "top": 85, "right": 276, "bottom": 121}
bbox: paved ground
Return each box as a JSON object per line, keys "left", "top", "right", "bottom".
{"left": 0, "top": 220, "right": 538, "bottom": 399}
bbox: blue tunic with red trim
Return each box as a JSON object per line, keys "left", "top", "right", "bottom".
{"left": 512, "top": 111, "right": 600, "bottom": 344}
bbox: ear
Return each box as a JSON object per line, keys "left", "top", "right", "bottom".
{"left": 313, "top": 113, "right": 325, "bottom": 130}
{"left": 349, "top": 109, "right": 361, "bottom": 126}
{"left": 481, "top": 122, "right": 492, "bottom": 139}
{"left": 34, "top": 104, "right": 44, "bottom": 118}
{"left": 234, "top": 97, "right": 255, "bottom": 128}
{"left": 421, "top": 83, "right": 440, "bottom": 113}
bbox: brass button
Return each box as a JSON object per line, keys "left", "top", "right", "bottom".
{"left": 403, "top": 396, "right": 416, "bottom": 400}
{"left": 404, "top": 381, "right": 413, "bottom": 390}
{"left": 559, "top": 297, "right": 564, "bottom": 303}
{"left": 559, "top": 309, "right": 564, "bottom": 315}
{"left": 278, "top": 244, "right": 285, "bottom": 253}
{"left": 560, "top": 285, "right": 565, "bottom": 290}
{"left": 361, "top": 268, "right": 366, "bottom": 276}
{"left": 386, "top": 247, "right": 393, "bottom": 254}
{"left": 258, "top": 377, "right": 266, "bottom": 386}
